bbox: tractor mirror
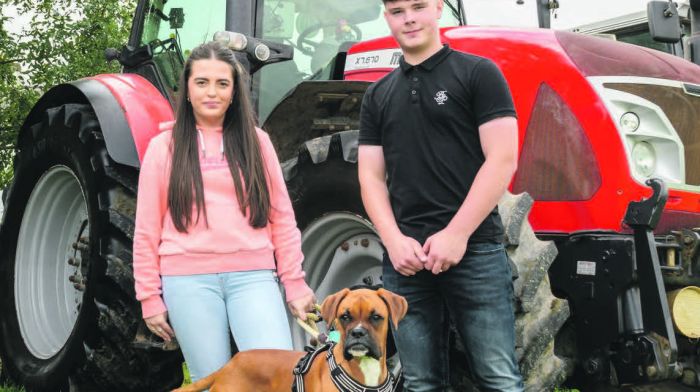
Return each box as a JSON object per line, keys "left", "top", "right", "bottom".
{"left": 169, "top": 8, "right": 185, "bottom": 29}
{"left": 647, "top": 1, "right": 681, "bottom": 43}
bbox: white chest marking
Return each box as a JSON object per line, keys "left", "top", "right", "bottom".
{"left": 358, "top": 357, "right": 381, "bottom": 387}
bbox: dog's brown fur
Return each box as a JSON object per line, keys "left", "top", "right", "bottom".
{"left": 172, "top": 288, "right": 407, "bottom": 392}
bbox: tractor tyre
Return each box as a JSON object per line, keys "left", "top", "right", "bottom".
{"left": 0, "top": 104, "right": 183, "bottom": 391}
{"left": 449, "top": 191, "right": 575, "bottom": 391}
{"left": 285, "top": 131, "right": 574, "bottom": 391}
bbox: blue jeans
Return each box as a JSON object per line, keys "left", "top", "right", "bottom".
{"left": 162, "top": 270, "right": 293, "bottom": 382}
{"left": 382, "top": 242, "right": 524, "bottom": 392}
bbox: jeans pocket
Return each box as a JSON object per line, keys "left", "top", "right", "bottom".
{"left": 381, "top": 256, "right": 399, "bottom": 291}
{"left": 466, "top": 242, "right": 505, "bottom": 255}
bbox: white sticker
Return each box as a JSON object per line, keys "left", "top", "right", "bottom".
{"left": 576, "top": 261, "right": 596, "bottom": 276}
{"left": 345, "top": 49, "right": 403, "bottom": 72}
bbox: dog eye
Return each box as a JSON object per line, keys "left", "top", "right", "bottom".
{"left": 339, "top": 314, "right": 352, "bottom": 322}
{"left": 370, "top": 314, "right": 384, "bottom": 321}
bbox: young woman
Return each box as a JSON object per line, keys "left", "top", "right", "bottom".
{"left": 133, "top": 41, "right": 315, "bottom": 382}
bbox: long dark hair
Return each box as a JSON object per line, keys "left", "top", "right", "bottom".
{"left": 167, "top": 41, "right": 270, "bottom": 232}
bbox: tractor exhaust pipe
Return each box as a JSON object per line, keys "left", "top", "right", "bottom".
{"left": 537, "top": 0, "right": 559, "bottom": 29}
{"left": 688, "top": 0, "right": 700, "bottom": 64}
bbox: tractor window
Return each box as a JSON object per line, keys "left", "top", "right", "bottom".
{"left": 257, "top": 0, "right": 461, "bottom": 123}
{"left": 615, "top": 29, "right": 669, "bottom": 53}
{"left": 615, "top": 21, "right": 690, "bottom": 57}
{"left": 591, "top": 22, "right": 690, "bottom": 57}
{"left": 140, "top": 0, "right": 227, "bottom": 92}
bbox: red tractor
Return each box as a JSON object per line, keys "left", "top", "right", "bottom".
{"left": 1, "top": 0, "right": 699, "bottom": 391}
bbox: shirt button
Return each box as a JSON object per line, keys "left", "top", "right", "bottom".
{"left": 411, "top": 90, "right": 416, "bottom": 95}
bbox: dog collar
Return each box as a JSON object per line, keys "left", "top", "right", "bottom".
{"left": 325, "top": 344, "right": 399, "bottom": 392}
{"left": 291, "top": 343, "right": 401, "bottom": 392}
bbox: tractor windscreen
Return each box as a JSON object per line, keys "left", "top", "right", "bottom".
{"left": 257, "top": 0, "right": 462, "bottom": 121}
{"left": 139, "top": 0, "right": 227, "bottom": 96}
{"left": 137, "top": 0, "right": 461, "bottom": 122}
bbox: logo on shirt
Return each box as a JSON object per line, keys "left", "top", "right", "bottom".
{"left": 434, "top": 90, "right": 448, "bottom": 105}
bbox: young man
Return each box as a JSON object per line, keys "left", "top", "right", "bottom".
{"left": 357, "top": 0, "right": 524, "bottom": 391}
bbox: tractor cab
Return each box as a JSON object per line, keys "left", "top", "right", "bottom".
{"left": 127, "top": 0, "right": 464, "bottom": 121}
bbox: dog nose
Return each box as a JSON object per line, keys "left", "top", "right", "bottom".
{"left": 350, "top": 327, "right": 367, "bottom": 338}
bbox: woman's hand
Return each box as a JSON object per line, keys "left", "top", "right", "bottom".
{"left": 288, "top": 293, "right": 317, "bottom": 321}
{"left": 144, "top": 312, "right": 175, "bottom": 342}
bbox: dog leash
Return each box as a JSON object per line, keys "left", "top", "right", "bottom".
{"left": 295, "top": 304, "right": 341, "bottom": 347}
{"left": 295, "top": 304, "right": 322, "bottom": 342}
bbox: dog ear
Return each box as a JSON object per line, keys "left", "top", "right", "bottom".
{"left": 377, "top": 288, "right": 408, "bottom": 330}
{"left": 321, "top": 288, "right": 351, "bottom": 326}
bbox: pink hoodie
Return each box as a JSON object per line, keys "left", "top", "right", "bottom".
{"left": 133, "top": 123, "right": 312, "bottom": 319}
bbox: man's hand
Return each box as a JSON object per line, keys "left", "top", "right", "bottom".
{"left": 423, "top": 228, "right": 469, "bottom": 274}
{"left": 288, "top": 293, "right": 317, "bottom": 321}
{"left": 145, "top": 312, "right": 175, "bottom": 342}
{"left": 386, "top": 234, "right": 428, "bottom": 276}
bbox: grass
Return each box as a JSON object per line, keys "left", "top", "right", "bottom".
{"left": 182, "top": 362, "right": 192, "bottom": 385}
{"left": 0, "top": 385, "right": 24, "bottom": 392}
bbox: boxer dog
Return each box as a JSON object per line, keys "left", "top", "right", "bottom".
{"left": 172, "top": 287, "right": 407, "bottom": 391}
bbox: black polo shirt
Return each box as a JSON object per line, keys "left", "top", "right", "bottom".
{"left": 359, "top": 44, "right": 516, "bottom": 245}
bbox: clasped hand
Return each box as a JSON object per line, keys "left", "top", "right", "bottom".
{"left": 386, "top": 228, "right": 468, "bottom": 276}
{"left": 288, "top": 293, "right": 317, "bottom": 321}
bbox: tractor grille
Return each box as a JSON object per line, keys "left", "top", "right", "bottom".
{"left": 605, "top": 82, "right": 700, "bottom": 186}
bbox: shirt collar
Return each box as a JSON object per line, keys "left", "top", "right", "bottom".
{"left": 399, "top": 44, "right": 452, "bottom": 73}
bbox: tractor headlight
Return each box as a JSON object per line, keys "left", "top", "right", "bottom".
{"left": 668, "top": 286, "right": 700, "bottom": 338}
{"left": 632, "top": 141, "right": 657, "bottom": 178}
{"left": 620, "top": 112, "right": 640, "bottom": 132}
{"left": 213, "top": 31, "right": 248, "bottom": 51}
{"left": 254, "top": 44, "right": 271, "bottom": 61}
{"left": 588, "top": 78, "right": 685, "bottom": 185}
{"left": 213, "top": 31, "right": 271, "bottom": 62}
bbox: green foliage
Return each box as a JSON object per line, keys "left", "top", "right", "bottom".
{"left": 0, "top": 0, "right": 136, "bottom": 188}
{"left": 0, "top": 149, "right": 14, "bottom": 188}
{"left": 0, "top": 385, "right": 24, "bottom": 392}
{"left": 0, "top": 12, "right": 33, "bottom": 189}
{"left": 182, "top": 362, "right": 192, "bottom": 385}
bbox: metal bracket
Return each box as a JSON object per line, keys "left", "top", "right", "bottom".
{"left": 618, "top": 178, "right": 679, "bottom": 383}
{"left": 624, "top": 178, "right": 668, "bottom": 230}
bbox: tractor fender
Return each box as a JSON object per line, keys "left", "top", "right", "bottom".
{"left": 18, "top": 73, "right": 173, "bottom": 168}
{"left": 263, "top": 80, "right": 370, "bottom": 162}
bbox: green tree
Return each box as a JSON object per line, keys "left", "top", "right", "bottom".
{"left": 0, "top": 0, "right": 136, "bottom": 188}
{"left": 0, "top": 12, "right": 32, "bottom": 188}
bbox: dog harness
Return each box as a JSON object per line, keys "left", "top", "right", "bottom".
{"left": 291, "top": 343, "right": 401, "bottom": 392}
